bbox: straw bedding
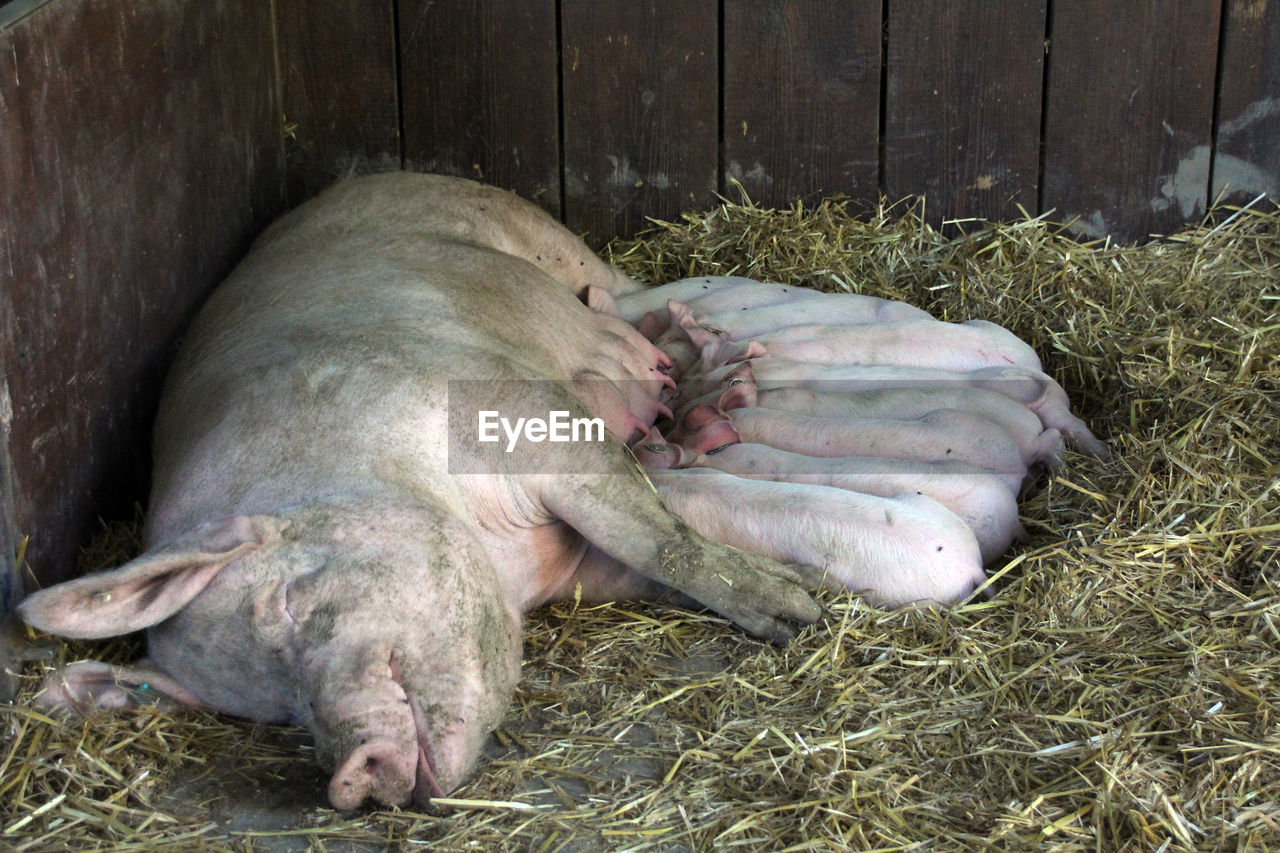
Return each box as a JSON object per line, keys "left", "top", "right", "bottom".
{"left": 3, "top": 196, "right": 1277, "bottom": 851}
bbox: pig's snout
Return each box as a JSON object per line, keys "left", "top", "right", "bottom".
{"left": 328, "top": 732, "right": 422, "bottom": 811}
{"left": 319, "top": 650, "right": 473, "bottom": 812}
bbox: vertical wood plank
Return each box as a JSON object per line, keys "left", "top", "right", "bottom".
{"left": 724, "top": 0, "right": 881, "bottom": 208}
{"left": 399, "top": 0, "right": 561, "bottom": 216}
{"left": 0, "top": 0, "right": 286, "bottom": 586}
{"left": 1043, "top": 0, "right": 1222, "bottom": 241}
{"left": 1214, "top": 0, "right": 1280, "bottom": 208}
{"left": 562, "top": 0, "right": 719, "bottom": 244}
{"left": 0, "top": 372, "right": 17, "bottom": 700}
{"left": 884, "top": 0, "right": 1046, "bottom": 227}
{"left": 275, "top": 0, "right": 401, "bottom": 205}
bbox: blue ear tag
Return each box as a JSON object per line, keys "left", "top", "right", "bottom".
{"left": 129, "top": 682, "right": 159, "bottom": 705}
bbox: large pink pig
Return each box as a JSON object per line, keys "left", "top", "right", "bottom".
{"left": 647, "top": 468, "right": 988, "bottom": 607}
{"left": 18, "top": 173, "right": 821, "bottom": 812}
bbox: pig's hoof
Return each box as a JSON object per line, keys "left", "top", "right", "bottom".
{"left": 701, "top": 552, "right": 824, "bottom": 643}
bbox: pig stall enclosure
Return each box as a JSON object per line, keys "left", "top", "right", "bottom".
{"left": 2, "top": 1, "right": 1279, "bottom": 850}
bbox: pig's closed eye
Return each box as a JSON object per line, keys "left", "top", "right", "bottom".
{"left": 282, "top": 568, "right": 325, "bottom": 624}
{"left": 284, "top": 579, "right": 302, "bottom": 624}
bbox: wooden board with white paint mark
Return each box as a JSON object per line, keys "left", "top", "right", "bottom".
{"left": 561, "top": 1, "right": 719, "bottom": 245}
{"left": 1042, "top": 0, "right": 1222, "bottom": 240}
{"left": 1215, "top": 0, "right": 1280, "bottom": 208}
{"left": 0, "top": 370, "right": 17, "bottom": 701}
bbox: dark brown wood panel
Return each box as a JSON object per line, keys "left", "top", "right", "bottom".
{"left": 1215, "top": 0, "right": 1280, "bottom": 208}
{"left": 399, "top": 0, "right": 561, "bottom": 215}
{"left": 276, "top": 0, "right": 401, "bottom": 205}
{"left": 0, "top": 1, "right": 286, "bottom": 586}
{"left": 562, "top": 0, "right": 719, "bottom": 244}
{"left": 1043, "top": 0, "right": 1222, "bottom": 241}
{"left": 885, "top": 0, "right": 1047, "bottom": 227}
{"left": 724, "top": 1, "right": 882, "bottom": 208}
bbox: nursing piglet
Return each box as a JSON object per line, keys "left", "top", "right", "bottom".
{"left": 693, "top": 318, "right": 1043, "bottom": 374}
{"left": 719, "top": 382, "right": 1063, "bottom": 467}
{"left": 670, "top": 292, "right": 932, "bottom": 341}
{"left": 693, "top": 444, "right": 1024, "bottom": 564}
{"left": 679, "top": 359, "right": 1107, "bottom": 457}
{"left": 614, "top": 276, "right": 829, "bottom": 325}
{"left": 672, "top": 398, "right": 1029, "bottom": 493}
{"left": 648, "top": 468, "right": 988, "bottom": 607}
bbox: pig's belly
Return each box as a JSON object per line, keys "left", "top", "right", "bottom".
{"left": 467, "top": 518, "right": 591, "bottom": 612}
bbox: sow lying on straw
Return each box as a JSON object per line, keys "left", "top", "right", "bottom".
{"left": 5, "top": 196, "right": 1277, "bottom": 851}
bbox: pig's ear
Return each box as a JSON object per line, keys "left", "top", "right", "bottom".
{"left": 673, "top": 444, "right": 702, "bottom": 469}
{"left": 679, "top": 403, "right": 725, "bottom": 434}
{"left": 684, "top": 323, "right": 725, "bottom": 351}
{"left": 33, "top": 660, "right": 208, "bottom": 714}
{"left": 717, "top": 381, "right": 757, "bottom": 411}
{"left": 584, "top": 285, "right": 620, "bottom": 316}
{"left": 19, "top": 515, "right": 283, "bottom": 639}
{"left": 669, "top": 299, "right": 713, "bottom": 332}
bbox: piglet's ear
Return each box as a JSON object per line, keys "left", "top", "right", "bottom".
{"left": 18, "top": 515, "right": 283, "bottom": 640}
{"left": 717, "top": 381, "right": 757, "bottom": 411}
{"left": 584, "top": 285, "right": 620, "bottom": 316}
{"left": 636, "top": 311, "right": 666, "bottom": 341}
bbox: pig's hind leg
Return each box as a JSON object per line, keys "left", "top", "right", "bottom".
{"left": 538, "top": 546, "right": 700, "bottom": 610}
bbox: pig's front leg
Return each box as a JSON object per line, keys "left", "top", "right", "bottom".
{"left": 536, "top": 462, "right": 822, "bottom": 642}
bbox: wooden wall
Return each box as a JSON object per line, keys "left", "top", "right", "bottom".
{"left": 1, "top": 0, "right": 1277, "bottom": 691}
{"left": 0, "top": 0, "right": 287, "bottom": 685}
{"left": 282, "top": 0, "right": 1276, "bottom": 246}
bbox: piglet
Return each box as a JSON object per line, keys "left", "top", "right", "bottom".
{"left": 694, "top": 444, "right": 1025, "bottom": 564}
{"left": 614, "top": 276, "right": 846, "bottom": 326}
{"left": 648, "top": 468, "right": 988, "bottom": 608}
{"left": 671, "top": 395, "right": 1029, "bottom": 494}
{"left": 724, "top": 382, "right": 1063, "bottom": 467}
{"left": 692, "top": 318, "right": 1043, "bottom": 374}
{"left": 679, "top": 359, "right": 1107, "bottom": 457}
{"left": 670, "top": 293, "right": 932, "bottom": 341}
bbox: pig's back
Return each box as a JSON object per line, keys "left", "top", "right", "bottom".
{"left": 146, "top": 188, "right": 594, "bottom": 542}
